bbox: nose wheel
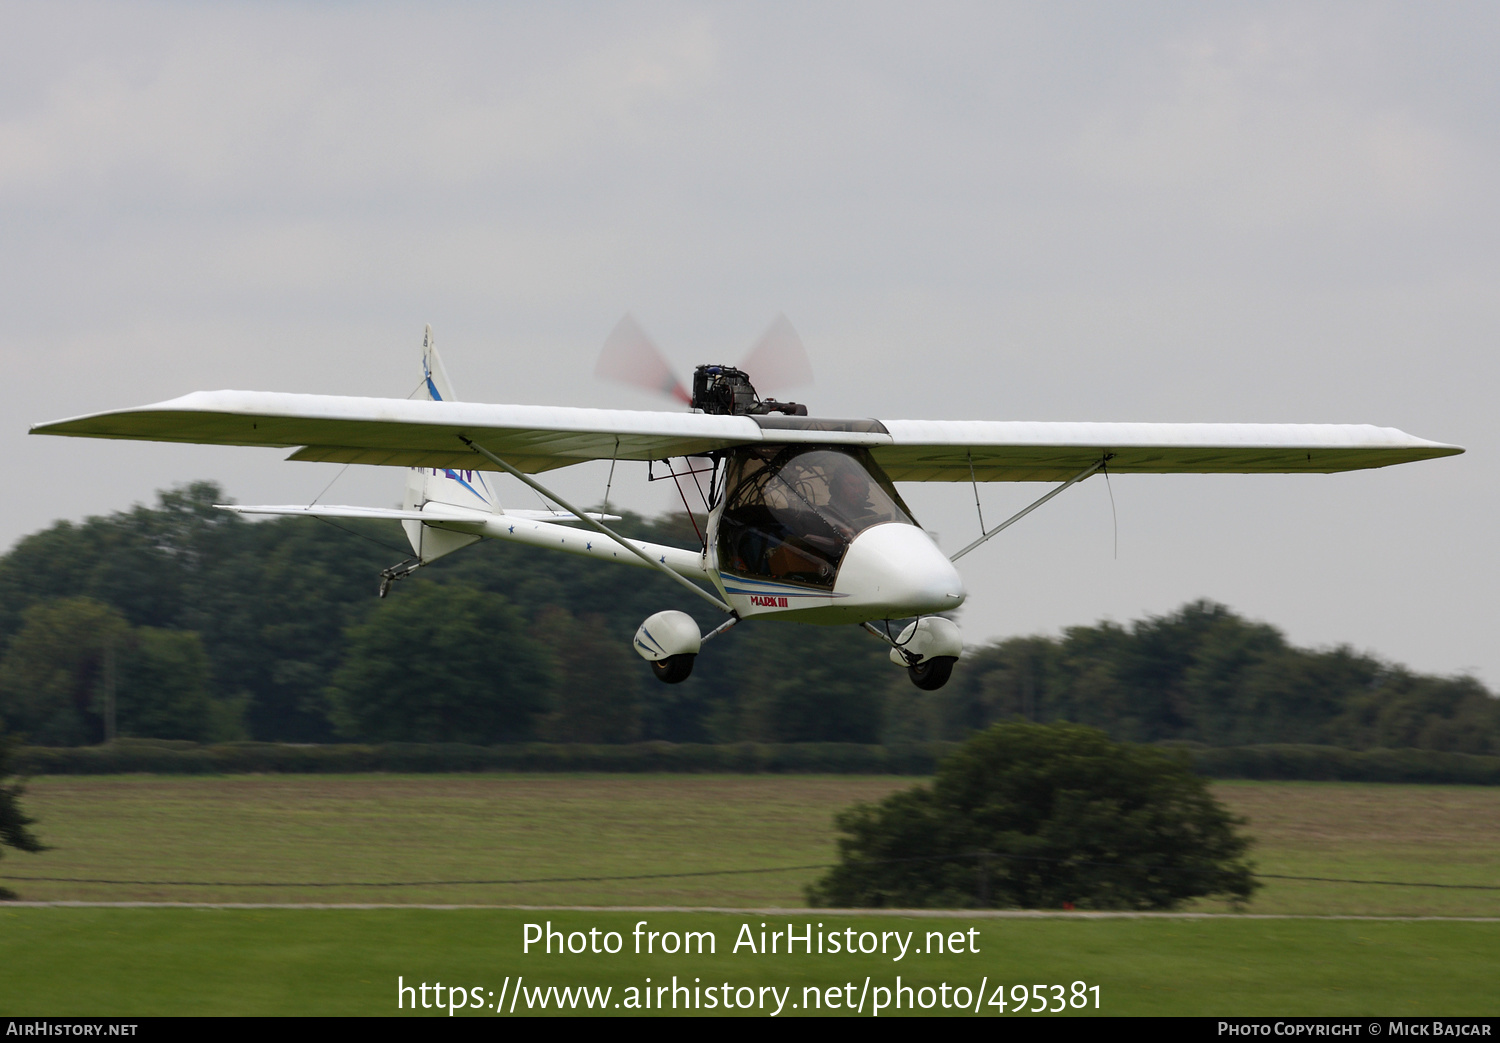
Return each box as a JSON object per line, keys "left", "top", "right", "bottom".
{"left": 863, "top": 618, "right": 963, "bottom": 690}
{"left": 906, "top": 655, "right": 956, "bottom": 691}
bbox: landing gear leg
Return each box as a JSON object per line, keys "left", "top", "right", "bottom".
{"left": 378, "top": 558, "right": 423, "bottom": 597}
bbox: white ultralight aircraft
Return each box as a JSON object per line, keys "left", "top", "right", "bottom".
{"left": 30, "top": 321, "right": 1463, "bottom": 691}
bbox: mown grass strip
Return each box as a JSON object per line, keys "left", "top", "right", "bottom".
{"left": 8, "top": 776, "right": 1500, "bottom": 915}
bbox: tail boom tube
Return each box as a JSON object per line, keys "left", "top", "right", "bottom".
{"left": 424, "top": 511, "right": 709, "bottom": 579}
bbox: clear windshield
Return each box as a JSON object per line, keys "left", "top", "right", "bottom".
{"left": 716, "top": 446, "right": 915, "bottom": 589}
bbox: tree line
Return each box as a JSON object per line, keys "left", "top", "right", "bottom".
{"left": 902, "top": 601, "right": 1500, "bottom": 755}
{"left": 0, "top": 482, "right": 1492, "bottom": 752}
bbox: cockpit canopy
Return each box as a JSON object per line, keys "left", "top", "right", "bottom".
{"left": 716, "top": 445, "right": 916, "bottom": 589}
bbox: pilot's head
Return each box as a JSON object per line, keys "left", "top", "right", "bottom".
{"left": 830, "top": 469, "right": 869, "bottom": 507}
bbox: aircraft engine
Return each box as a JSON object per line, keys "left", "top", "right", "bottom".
{"left": 888, "top": 616, "right": 962, "bottom": 691}
{"left": 633, "top": 610, "right": 702, "bottom": 684}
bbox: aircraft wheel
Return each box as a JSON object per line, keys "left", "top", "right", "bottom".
{"left": 907, "top": 656, "right": 957, "bottom": 691}
{"left": 651, "top": 653, "right": 696, "bottom": 684}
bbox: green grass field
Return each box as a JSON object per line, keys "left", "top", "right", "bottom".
{"left": 1, "top": 909, "right": 1495, "bottom": 1016}
{"left": 6, "top": 775, "right": 1500, "bottom": 914}
{"left": 1, "top": 775, "right": 1498, "bottom": 1016}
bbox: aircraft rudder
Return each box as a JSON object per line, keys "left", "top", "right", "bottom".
{"left": 403, "top": 325, "right": 502, "bottom": 558}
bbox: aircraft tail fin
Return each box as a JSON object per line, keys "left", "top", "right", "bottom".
{"left": 420, "top": 322, "right": 458, "bottom": 403}
{"left": 401, "top": 325, "right": 498, "bottom": 561}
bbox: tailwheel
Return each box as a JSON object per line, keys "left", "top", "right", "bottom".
{"left": 651, "top": 653, "right": 696, "bottom": 684}
{"left": 907, "top": 656, "right": 957, "bottom": 691}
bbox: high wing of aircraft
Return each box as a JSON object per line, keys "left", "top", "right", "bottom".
{"left": 31, "top": 322, "right": 1463, "bottom": 689}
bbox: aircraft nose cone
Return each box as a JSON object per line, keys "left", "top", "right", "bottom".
{"left": 834, "top": 523, "right": 966, "bottom": 615}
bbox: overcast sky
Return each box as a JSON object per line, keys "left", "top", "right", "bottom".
{"left": 3, "top": 2, "right": 1494, "bottom": 683}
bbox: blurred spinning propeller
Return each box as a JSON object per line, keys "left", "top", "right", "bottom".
{"left": 595, "top": 313, "right": 692, "bottom": 404}
{"left": 741, "top": 313, "right": 814, "bottom": 394}
{"left": 594, "top": 313, "right": 814, "bottom": 405}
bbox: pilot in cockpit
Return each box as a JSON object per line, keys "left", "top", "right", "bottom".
{"left": 824, "top": 467, "right": 878, "bottom": 537}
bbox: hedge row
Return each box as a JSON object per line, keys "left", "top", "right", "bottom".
{"left": 1187, "top": 743, "right": 1500, "bottom": 785}
{"left": 13, "top": 739, "right": 1500, "bottom": 783}
{"left": 11, "top": 739, "right": 962, "bottom": 776}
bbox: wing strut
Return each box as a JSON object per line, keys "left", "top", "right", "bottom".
{"left": 460, "top": 435, "right": 734, "bottom": 614}
{"left": 950, "top": 457, "right": 1110, "bottom": 562}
